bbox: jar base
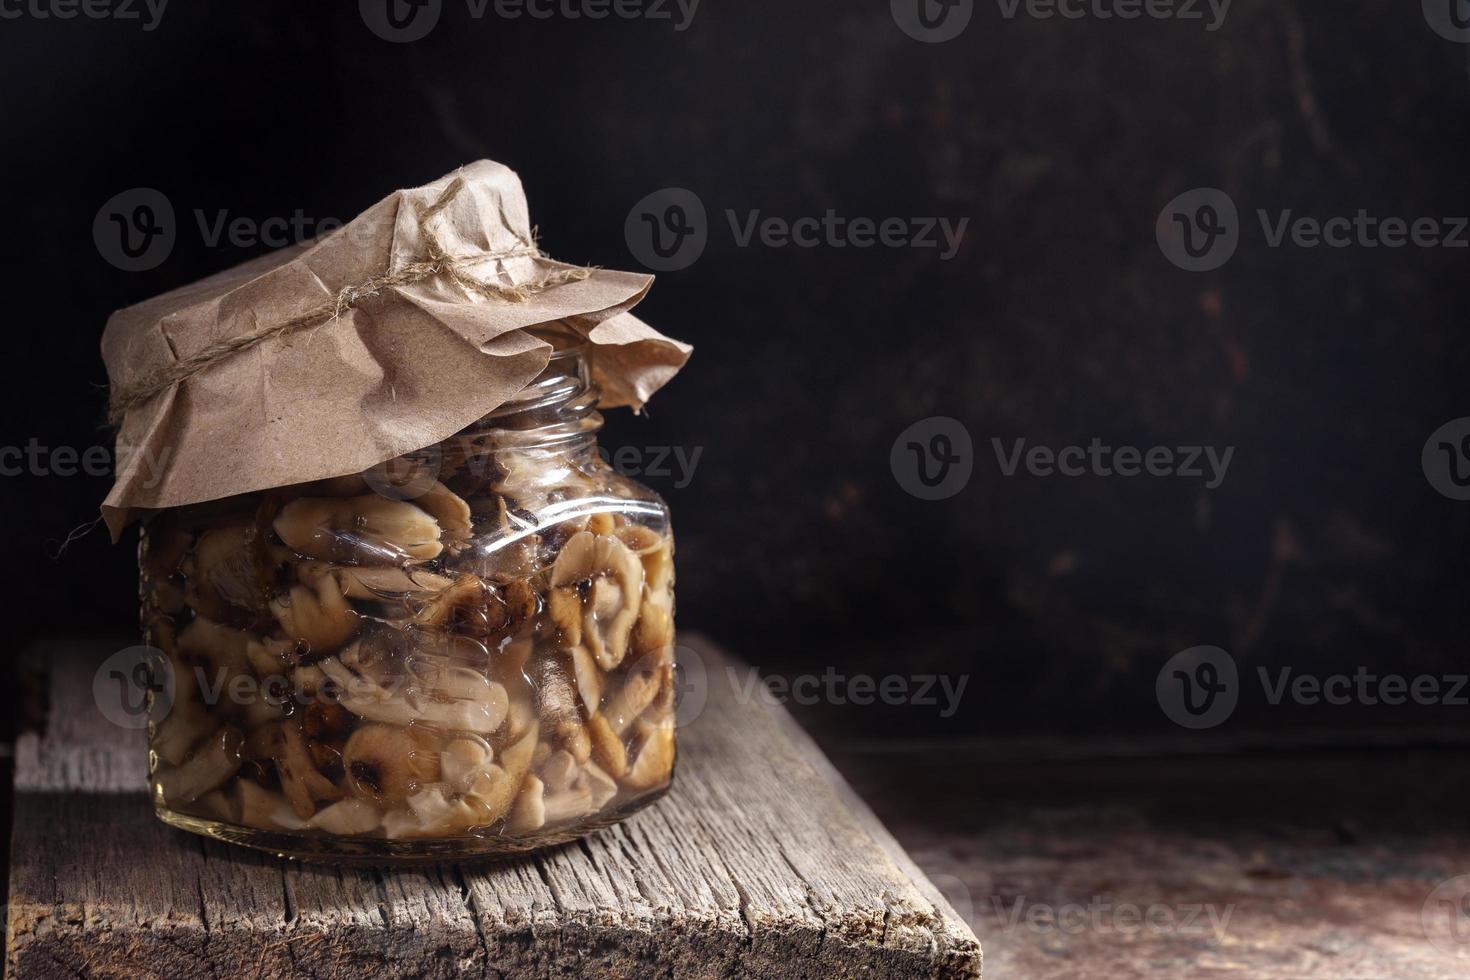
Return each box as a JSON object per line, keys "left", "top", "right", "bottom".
{"left": 153, "top": 784, "right": 671, "bottom": 865}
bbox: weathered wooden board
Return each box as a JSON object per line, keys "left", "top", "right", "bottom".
{"left": 5, "top": 635, "right": 981, "bottom": 979}
{"left": 828, "top": 739, "right": 1470, "bottom": 980}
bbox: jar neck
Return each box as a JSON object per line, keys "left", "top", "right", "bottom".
{"left": 466, "top": 347, "right": 603, "bottom": 455}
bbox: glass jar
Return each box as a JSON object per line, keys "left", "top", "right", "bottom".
{"left": 138, "top": 346, "right": 677, "bottom": 861}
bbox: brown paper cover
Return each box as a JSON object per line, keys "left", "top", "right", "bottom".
{"left": 100, "top": 160, "right": 690, "bottom": 537}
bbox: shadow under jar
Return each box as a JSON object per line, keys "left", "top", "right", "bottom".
{"left": 139, "top": 347, "right": 677, "bottom": 861}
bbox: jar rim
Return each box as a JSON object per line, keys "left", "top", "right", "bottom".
{"left": 455, "top": 341, "right": 601, "bottom": 449}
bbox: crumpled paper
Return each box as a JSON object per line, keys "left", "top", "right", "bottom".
{"left": 100, "top": 160, "right": 690, "bottom": 538}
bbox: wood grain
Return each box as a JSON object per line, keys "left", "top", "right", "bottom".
{"left": 827, "top": 739, "right": 1470, "bottom": 980}
{"left": 5, "top": 635, "right": 981, "bottom": 979}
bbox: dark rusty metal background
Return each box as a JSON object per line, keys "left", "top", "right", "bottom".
{"left": 2, "top": 0, "right": 1466, "bottom": 737}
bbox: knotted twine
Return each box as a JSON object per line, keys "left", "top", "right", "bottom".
{"left": 105, "top": 176, "right": 592, "bottom": 427}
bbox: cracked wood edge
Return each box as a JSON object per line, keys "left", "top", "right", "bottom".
{"left": 7, "top": 634, "right": 981, "bottom": 979}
